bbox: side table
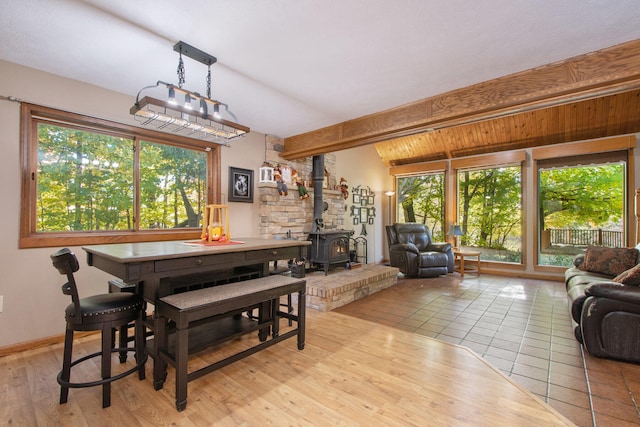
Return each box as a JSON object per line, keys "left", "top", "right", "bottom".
{"left": 453, "top": 249, "right": 481, "bottom": 277}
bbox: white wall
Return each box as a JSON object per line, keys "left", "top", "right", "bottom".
{"left": 335, "top": 146, "right": 392, "bottom": 264}
{"left": 0, "top": 60, "right": 265, "bottom": 348}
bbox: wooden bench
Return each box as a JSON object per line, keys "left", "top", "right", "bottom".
{"left": 153, "top": 275, "right": 306, "bottom": 411}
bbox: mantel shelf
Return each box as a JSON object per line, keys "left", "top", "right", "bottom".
{"left": 257, "top": 182, "right": 341, "bottom": 195}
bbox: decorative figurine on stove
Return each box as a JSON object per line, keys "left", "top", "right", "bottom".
{"left": 292, "top": 169, "right": 309, "bottom": 199}
{"left": 274, "top": 164, "right": 288, "bottom": 196}
{"left": 340, "top": 177, "right": 349, "bottom": 200}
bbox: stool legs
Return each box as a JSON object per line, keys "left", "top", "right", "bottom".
{"left": 57, "top": 316, "right": 147, "bottom": 409}
{"left": 59, "top": 328, "right": 74, "bottom": 404}
{"left": 118, "top": 325, "right": 129, "bottom": 363}
{"left": 101, "top": 322, "right": 113, "bottom": 408}
{"left": 107, "top": 279, "right": 140, "bottom": 363}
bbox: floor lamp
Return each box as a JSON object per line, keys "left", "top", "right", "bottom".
{"left": 385, "top": 191, "right": 395, "bottom": 225}
{"left": 384, "top": 191, "right": 396, "bottom": 266}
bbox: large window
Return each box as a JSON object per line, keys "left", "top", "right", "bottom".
{"left": 457, "top": 165, "right": 522, "bottom": 263}
{"left": 37, "top": 124, "right": 135, "bottom": 232}
{"left": 537, "top": 152, "right": 627, "bottom": 266}
{"left": 396, "top": 172, "right": 445, "bottom": 240}
{"left": 390, "top": 139, "right": 634, "bottom": 272}
{"left": 21, "top": 103, "right": 219, "bottom": 248}
{"left": 138, "top": 140, "right": 207, "bottom": 229}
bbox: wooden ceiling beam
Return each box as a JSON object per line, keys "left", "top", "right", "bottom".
{"left": 281, "top": 38, "right": 640, "bottom": 161}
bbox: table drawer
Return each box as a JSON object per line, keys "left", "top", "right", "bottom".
{"left": 246, "top": 247, "right": 300, "bottom": 261}
{"left": 155, "top": 252, "right": 246, "bottom": 273}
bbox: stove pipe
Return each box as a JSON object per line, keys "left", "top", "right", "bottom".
{"left": 312, "top": 155, "right": 325, "bottom": 232}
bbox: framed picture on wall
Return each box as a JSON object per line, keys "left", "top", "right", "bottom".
{"left": 228, "top": 167, "right": 253, "bottom": 203}
{"left": 360, "top": 207, "right": 368, "bottom": 224}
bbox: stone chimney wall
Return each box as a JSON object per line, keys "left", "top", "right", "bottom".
{"left": 258, "top": 135, "right": 346, "bottom": 240}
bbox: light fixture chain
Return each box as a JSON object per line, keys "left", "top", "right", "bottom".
{"left": 177, "top": 52, "right": 185, "bottom": 88}
{"left": 206, "top": 65, "right": 212, "bottom": 99}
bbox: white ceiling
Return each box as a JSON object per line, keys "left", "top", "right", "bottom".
{"left": 2, "top": 0, "right": 640, "bottom": 139}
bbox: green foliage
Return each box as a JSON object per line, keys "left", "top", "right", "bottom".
{"left": 139, "top": 141, "right": 206, "bottom": 229}
{"left": 36, "top": 124, "right": 206, "bottom": 232}
{"left": 538, "top": 253, "right": 575, "bottom": 267}
{"left": 538, "top": 162, "right": 624, "bottom": 266}
{"left": 396, "top": 167, "right": 522, "bottom": 258}
{"left": 458, "top": 166, "right": 521, "bottom": 259}
{"left": 395, "top": 160, "right": 624, "bottom": 267}
{"left": 539, "top": 163, "right": 623, "bottom": 228}
{"left": 37, "top": 124, "right": 133, "bottom": 231}
{"left": 397, "top": 173, "right": 445, "bottom": 240}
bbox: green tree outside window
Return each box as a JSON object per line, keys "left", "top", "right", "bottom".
{"left": 397, "top": 173, "right": 445, "bottom": 241}
{"left": 37, "top": 124, "right": 206, "bottom": 233}
{"left": 457, "top": 166, "right": 522, "bottom": 263}
{"left": 538, "top": 162, "right": 624, "bottom": 266}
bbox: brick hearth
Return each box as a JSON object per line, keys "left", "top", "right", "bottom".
{"left": 298, "top": 264, "right": 399, "bottom": 311}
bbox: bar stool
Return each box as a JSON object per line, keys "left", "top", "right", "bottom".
{"left": 51, "top": 248, "right": 147, "bottom": 408}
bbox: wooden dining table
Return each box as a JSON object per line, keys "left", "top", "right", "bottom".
{"left": 83, "top": 238, "right": 310, "bottom": 304}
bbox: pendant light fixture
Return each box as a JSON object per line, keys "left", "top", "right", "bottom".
{"left": 130, "top": 41, "right": 249, "bottom": 144}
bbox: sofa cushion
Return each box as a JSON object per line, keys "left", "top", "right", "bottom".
{"left": 565, "top": 266, "right": 611, "bottom": 287}
{"left": 567, "top": 283, "right": 591, "bottom": 323}
{"left": 613, "top": 264, "right": 640, "bottom": 286}
{"left": 578, "top": 246, "right": 638, "bottom": 276}
{"left": 566, "top": 272, "right": 615, "bottom": 292}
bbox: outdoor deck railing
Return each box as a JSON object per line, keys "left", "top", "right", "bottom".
{"left": 548, "top": 228, "right": 623, "bottom": 248}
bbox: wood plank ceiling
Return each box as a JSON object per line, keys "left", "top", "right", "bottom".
{"left": 281, "top": 39, "right": 640, "bottom": 166}
{"left": 376, "top": 89, "right": 640, "bottom": 165}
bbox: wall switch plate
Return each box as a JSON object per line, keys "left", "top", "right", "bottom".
{"left": 0, "top": 295, "right": 3, "bottom": 313}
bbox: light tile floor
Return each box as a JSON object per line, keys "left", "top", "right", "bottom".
{"left": 334, "top": 273, "right": 640, "bottom": 426}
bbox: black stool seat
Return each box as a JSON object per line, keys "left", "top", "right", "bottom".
{"left": 52, "top": 248, "right": 147, "bottom": 409}
{"left": 64, "top": 293, "right": 143, "bottom": 328}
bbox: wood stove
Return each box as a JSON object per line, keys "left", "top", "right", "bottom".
{"left": 307, "top": 230, "right": 354, "bottom": 275}
{"left": 306, "top": 154, "right": 353, "bottom": 274}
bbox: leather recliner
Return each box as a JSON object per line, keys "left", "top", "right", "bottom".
{"left": 386, "top": 223, "right": 454, "bottom": 278}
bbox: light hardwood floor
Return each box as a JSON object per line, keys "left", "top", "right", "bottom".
{"left": 1, "top": 308, "right": 573, "bottom": 426}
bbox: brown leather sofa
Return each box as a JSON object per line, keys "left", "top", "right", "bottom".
{"left": 565, "top": 246, "right": 640, "bottom": 363}
{"left": 386, "top": 223, "right": 454, "bottom": 278}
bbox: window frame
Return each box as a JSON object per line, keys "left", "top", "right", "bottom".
{"left": 395, "top": 171, "right": 447, "bottom": 240}
{"left": 20, "top": 103, "right": 221, "bottom": 248}
{"left": 454, "top": 161, "right": 524, "bottom": 264}
{"left": 532, "top": 136, "right": 636, "bottom": 271}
